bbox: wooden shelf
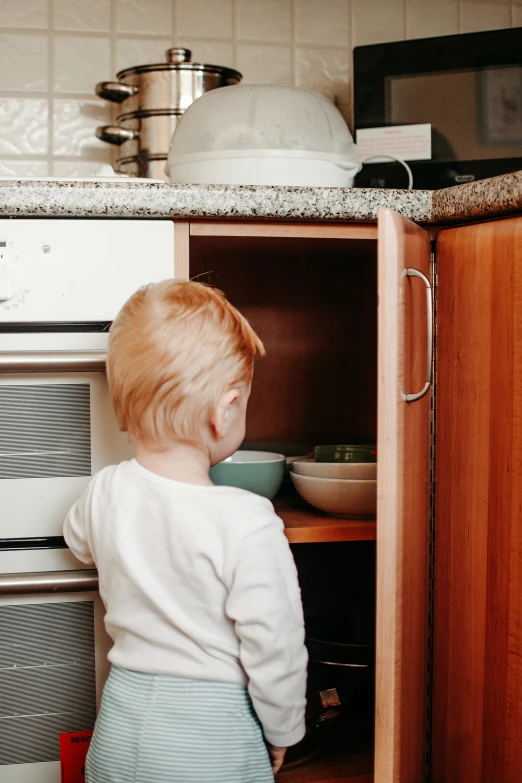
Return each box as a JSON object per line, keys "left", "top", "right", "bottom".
{"left": 190, "top": 221, "right": 378, "bottom": 241}
{"left": 276, "top": 748, "right": 372, "bottom": 783}
{"left": 276, "top": 495, "right": 376, "bottom": 544}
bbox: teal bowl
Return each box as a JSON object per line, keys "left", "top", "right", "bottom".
{"left": 210, "top": 451, "right": 286, "bottom": 499}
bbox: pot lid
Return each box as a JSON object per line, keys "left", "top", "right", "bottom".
{"left": 167, "top": 85, "right": 360, "bottom": 169}
{"left": 117, "top": 47, "right": 242, "bottom": 83}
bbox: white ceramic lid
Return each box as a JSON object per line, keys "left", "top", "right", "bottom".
{"left": 167, "top": 84, "right": 360, "bottom": 168}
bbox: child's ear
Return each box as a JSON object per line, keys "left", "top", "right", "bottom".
{"left": 212, "top": 388, "right": 239, "bottom": 439}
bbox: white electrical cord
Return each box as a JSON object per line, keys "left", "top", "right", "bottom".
{"left": 360, "top": 154, "right": 414, "bottom": 190}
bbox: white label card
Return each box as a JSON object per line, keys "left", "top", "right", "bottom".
{"left": 356, "top": 123, "right": 432, "bottom": 163}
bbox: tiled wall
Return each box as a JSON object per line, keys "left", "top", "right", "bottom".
{"left": 0, "top": 0, "right": 519, "bottom": 178}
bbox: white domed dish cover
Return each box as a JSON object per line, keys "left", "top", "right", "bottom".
{"left": 166, "top": 85, "right": 361, "bottom": 186}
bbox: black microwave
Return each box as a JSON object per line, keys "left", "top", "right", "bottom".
{"left": 353, "top": 27, "right": 522, "bottom": 189}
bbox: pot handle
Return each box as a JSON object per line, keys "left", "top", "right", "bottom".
{"left": 95, "top": 81, "right": 138, "bottom": 103}
{"left": 96, "top": 126, "right": 137, "bottom": 145}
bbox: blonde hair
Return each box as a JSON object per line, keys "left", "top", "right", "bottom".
{"left": 107, "top": 279, "right": 265, "bottom": 448}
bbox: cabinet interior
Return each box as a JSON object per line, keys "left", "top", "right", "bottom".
{"left": 190, "top": 232, "right": 377, "bottom": 782}
{"left": 189, "top": 235, "right": 378, "bottom": 448}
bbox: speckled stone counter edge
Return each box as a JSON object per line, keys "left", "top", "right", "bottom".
{"left": 0, "top": 180, "right": 432, "bottom": 223}
{"left": 432, "top": 170, "right": 522, "bottom": 223}
{"left": 2, "top": 174, "right": 522, "bottom": 224}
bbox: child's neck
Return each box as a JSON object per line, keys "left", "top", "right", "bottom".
{"left": 135, "top": 440, "right": 213, "bottom": 485}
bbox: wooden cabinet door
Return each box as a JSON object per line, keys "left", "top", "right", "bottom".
{"left": 375, "top": 209, "right": 431, "bottom": 783}
{"left": 432, "top": 217, "right": 522, "bottom": 783}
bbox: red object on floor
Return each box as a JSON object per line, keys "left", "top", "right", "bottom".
{"left": 60, "top": 731, "right": 93, "bottom": 783}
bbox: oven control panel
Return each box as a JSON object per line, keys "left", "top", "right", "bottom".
{"left": 0, "top": 219, "right": 176, "bottom": 322}
{"left": 0, "top": 238, "right": 22, "bottom": 302}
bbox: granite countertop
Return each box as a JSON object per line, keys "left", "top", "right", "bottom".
{"left": 431, "top": 170, "right": 522, "bottom": 223}
{"left": 0, "top": 170, "right": 521, "bottom": 224}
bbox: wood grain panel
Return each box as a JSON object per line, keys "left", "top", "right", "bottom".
{"left": 190, "top": 221, "right": 378, "bottom": 240}
{"left": 189, "top": 236, "right": 377, "bottom": 447}
{"left": 375, "top": 209, "right": 431, "bottom": 783}
{"left": 432, "top": 216, "right": 522, "bottom": 783}
{"left": 173, "top": 220, "right": 190, "bottom": 279}
{"left": 275, "top": 483, "right": 376, "bottom": 543}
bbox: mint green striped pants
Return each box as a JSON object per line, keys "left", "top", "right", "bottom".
{"left": 85, "top": 666, "right": 274, "bottom": 783}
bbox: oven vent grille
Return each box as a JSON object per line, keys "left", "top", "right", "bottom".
{"left": 0, "top": 384, "right": 91, "bottom": 479}
{"left": 0, "top": 601, "right": 96, "bottom": 765}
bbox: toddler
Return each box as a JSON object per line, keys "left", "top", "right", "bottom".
{"left": 63, "top": 280, "right": 308, "bottom": 783}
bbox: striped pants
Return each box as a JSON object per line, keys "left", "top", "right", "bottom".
{"left": 86, "top": 666, "right": 274, "bottom": 783}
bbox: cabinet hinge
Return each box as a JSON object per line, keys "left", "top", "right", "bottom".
{"left": 425, "top": 247, "right": 437, "bottom": 781}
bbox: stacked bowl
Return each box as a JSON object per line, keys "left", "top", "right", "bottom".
{"left": 290, "top": 445, "right": 377, "bottom": 518}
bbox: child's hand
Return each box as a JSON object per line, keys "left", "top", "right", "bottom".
{"left": 267, "top": 744, "right": 287, "bottom": 775}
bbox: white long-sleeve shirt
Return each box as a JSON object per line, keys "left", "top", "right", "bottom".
{"left": 63, "top": 458, "right": 307, "bottom": 747}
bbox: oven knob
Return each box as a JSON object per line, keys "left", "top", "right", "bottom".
{"left": 0, "top": 260, "right": 21, "bottom": 301}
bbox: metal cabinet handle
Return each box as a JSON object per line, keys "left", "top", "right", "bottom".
{"left": 0, "top": 350, "right": 106, "bottom": 373}
{"left": 0, "top": 570, "right": 98, "bottom": 595}
{"left": 402, "top": 268, "right": 433, "bottom": 403}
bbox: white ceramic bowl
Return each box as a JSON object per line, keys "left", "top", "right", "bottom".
{"left": 166, "top": 84, "right": 361, "bottom": 186}
{"left": 166, "top": 154, "right": 357, "bottom": 187}
{"left": 291, "top": 459, "right": 377, "bottom": 480}
{"left": 290, "top": 473, "right": 376, "bottom": 518}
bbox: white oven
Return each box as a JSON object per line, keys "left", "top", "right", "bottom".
{"left": 0, "top": 218, "right": 176, "bottom": 782}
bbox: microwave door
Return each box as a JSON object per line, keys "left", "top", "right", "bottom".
{"left": 0, "top": 373, "right": 134, "bottom": 542}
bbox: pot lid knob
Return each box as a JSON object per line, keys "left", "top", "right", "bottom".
{"left": 166, "top": 48, "right": 191, "bottom": 64}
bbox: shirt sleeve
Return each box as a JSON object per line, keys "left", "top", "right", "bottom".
{"left": 63, "top": 481, "right": 95, "bottom": 565}
{"left": 225, "top": 508, "right": 308, "bottom": 748}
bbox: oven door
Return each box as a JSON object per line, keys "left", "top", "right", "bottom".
{"left": 0, "top": 548, "right": 107, "bottom": 783}
{"left": 0, "top": 332, "right": 133, "bottom": 544}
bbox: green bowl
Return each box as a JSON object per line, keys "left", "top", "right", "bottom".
{"left": 210, "top": 451, "right": 286, "bottom": 499}
{"left": 315, "top": 444, "right": 377, "bottom": 463}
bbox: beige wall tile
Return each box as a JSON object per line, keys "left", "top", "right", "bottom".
{"left": 54, "top": 0, "right": 111, "bottom": 32}
{"left": 0, "top": 0, "right": 48, "bottom": 29}
{"left": 237, "top": 0, "right": 292, "bottom": 42}
{"left": 177, "top": 0, "right": 233, "bottom": 40}
{"left": 177, "top": 40, "right": 235, "bottom": 69}
{"left": 296, "top": 46, "right": 350, "bottom": 121}
{"left": 117, "top": 0, "right": 173, "bottom": 35}
{"left": 0, "top": 33, "right": 47, "bottom": 91}
{"left": 352, "top": 0, "right": 406, "bottom": 45}
{"left": 459, "top": 1, "right": 510, "bottom": 32}
{"left": 0, "top": 98, "right": 48, "bottom": 155}
{"left": 296, "top": 0, "right": 350, "bottom": 46}
{"left": 406, "top": 0, "right": 459, "bottom": 39}
{"left": 512, "top": 5, "right": 522, "bottom": 22}
{"left": 54, "top": 36, "right": 111, "bottom": 93}
{"left": 0, "top": 159, "right": 49, "bottom": 176}
{"left": 52, "top": 99, "right": 111, "bottom": 157}
{"left": 237, "top": 43, "right": 293, "bottom": 84}
{"left": 116, "top": 38, "right": 172, "bottom": 72}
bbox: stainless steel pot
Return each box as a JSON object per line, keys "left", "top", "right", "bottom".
{"left": 115, "top": 155, "right": 169, "bottom": 181}
{"left": 95, "top": 48, "right": 242, "bottom": 180}
{"left": 96, "top": 110, "right": 183, "bottom": 159}
{"left": 95, "top": 48, "right": 242, "bottom": 114}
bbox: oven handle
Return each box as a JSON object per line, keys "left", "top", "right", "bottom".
{"left": 0, "top": 569, "right": 99, "bottom": 595}
{"left": 0, "top": 350, "right": 107, "bottom": 373}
